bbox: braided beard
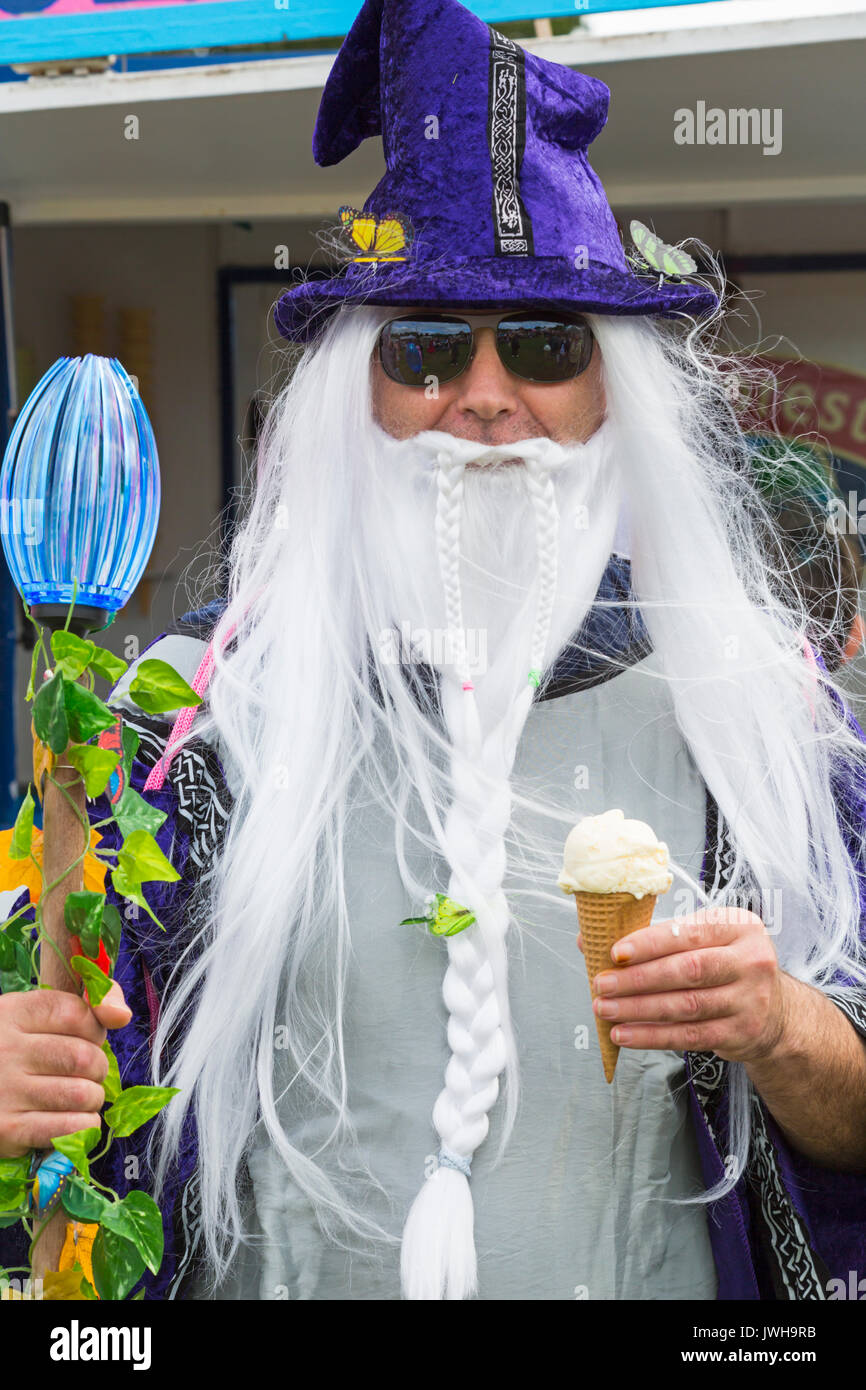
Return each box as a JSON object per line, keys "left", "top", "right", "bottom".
{"left": 365, "top": 414, "right": 622, "bottom": 731}
{"left": 358, "top": 415, "right": 626, "bottom": 1299}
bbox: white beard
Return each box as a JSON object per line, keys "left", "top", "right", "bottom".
{"left": 361, "top": 415, "right": 623, "bottom": 732}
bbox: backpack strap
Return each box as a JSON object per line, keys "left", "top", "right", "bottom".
{"left": 142, "top": 616, "right": 241, "bottom": 792}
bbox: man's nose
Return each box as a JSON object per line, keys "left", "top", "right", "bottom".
{"left": 451, "top": 327, "right": 519, "bottom": 420}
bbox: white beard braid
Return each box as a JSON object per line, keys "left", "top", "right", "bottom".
{"left": 364, "top": 414, "right": 623, "bottom": 731}
{"left": 358, "top": 414, "right": 623, "bottom": 1299}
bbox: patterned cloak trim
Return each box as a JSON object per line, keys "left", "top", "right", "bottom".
{"left": 692, "top": 789, "right": 852, "bottom": 1301}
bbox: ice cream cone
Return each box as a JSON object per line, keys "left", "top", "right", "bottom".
{"left": 558, "top": 809, "right": 671, "bottom": 1082}
{"left": 575, "top": 890, "right": 658, "bottom": 1083}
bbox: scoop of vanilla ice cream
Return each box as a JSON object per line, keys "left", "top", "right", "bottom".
{"left": 558, "top": 808, "right": 673, "bottom": 899}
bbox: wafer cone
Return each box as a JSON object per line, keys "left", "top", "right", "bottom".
{"left": 575, "top": 890, "right": 658, "bottom": 1083}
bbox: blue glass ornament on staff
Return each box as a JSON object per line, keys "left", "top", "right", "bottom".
{"left": 1, "top": 354, "right": 160, "bottom": 635}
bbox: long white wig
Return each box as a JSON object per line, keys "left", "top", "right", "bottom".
{"left": 147, "top": 289, "right": 866, "bottom": 1300}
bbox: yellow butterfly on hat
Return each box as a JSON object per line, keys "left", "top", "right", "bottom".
{"left": 339, "top": 205, "right": 413, "bottom": 262}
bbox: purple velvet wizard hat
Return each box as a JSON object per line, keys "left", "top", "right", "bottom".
{"left": 274, "top": 0, "right": 718, "bottom": 343}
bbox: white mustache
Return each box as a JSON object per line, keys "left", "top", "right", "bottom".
{"left": 408, "top": 420, "right": 612, "bottom": 473}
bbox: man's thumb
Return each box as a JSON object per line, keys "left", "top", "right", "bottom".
{"left": 91, "top": 979, "right": 133, "bottom": 1029}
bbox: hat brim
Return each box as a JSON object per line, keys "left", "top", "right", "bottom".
{"left": 274, "top": 256, "right": 719, "bottom": 344}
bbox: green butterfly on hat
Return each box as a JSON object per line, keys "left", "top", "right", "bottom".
{"left": 628, "top": 219, "right": 698, "bottom": 288}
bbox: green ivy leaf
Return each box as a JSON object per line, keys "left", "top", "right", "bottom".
{"left": 0, "top": 1155, "right": 30, "bottom": 1211}
{"left": 91, "top": 1226, "right": 145, "bottom": 1301}
{"left": 64, "top": 891, "right": 104, "bottom": 958}
{"left": 100, "top": 1190, "right": 163, "bottom": 1275}
{"left": 70, "top": 956, "right": 113, "bottom": 1006}
{"left": 63, "top": 682, "right": 117, "bottom": 745}
{"left": 0, "top": 1150, "right": 30, "bottom": 1184}
{"left": 104, "top": 1085, "right": 181, "bottom": 1139}
{"left": 0, "top": 964, "right": 33, "bottom": 994}
{"left": 121, "top": 722, "right": 140, "bottom": 774}
{"left": 66, "top": 744, "right": 121, "bottom": 800}
{"left": 3, "top": 918, "right": 31, "bottom": 949}
{"left": 60, "top": 1175, "right": 108, "bottom": 1224}
{"left": 128, "top": 659, "right": 202, "bottom": 715}
{"left": 26, "top": 634, "right": 41, "bottom": 703}
{"left": 0, "top": 1182, "right": 26, "bottom": 1211}
{"left": 112, "top": 784, "right": 167, "bottom": 841}
{"left": 9, "top": 787, "right": 35, "bottom": 860}
{"left": 50, "top": 630, "right": 96, "bottom": 682}
{"left": 101, "top": 1041, "right": 122, "bottom": 1104}
{"left": 88, "top": 647, "right": 127, "bottom": 684}
{"left": 101, "top": 905, "right": 122, "bottom": 974}
{"left": 50, "top": 1127, "right": 101, "bottom": 1183}
{"left": 33, "top": 669, "right": 69, "bottom": 754}
{"left": 116, "top": 829, "right": 180, "bottom": 887}
{"left": 0, "top": 1210, "right": 28, "bottom": 1227}
{"left": 108, "top": 871, "right": 168, "bottom": 933}
{"left": 108, "top": 871, "right": 149, "bottom": 920}
{"left": 0, "top": 1155, "right": 32, "bottom": 1184}
{"left": 0, "top": 930, "right": 34, "bottom": 994}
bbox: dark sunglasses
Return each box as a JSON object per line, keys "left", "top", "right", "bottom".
{"left": 376, "top": 311, "right": 595, "bottom": 386}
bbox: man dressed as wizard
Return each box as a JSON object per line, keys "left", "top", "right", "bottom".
{"left": 2, "top": 0, "right": 866, "bottom": 1301}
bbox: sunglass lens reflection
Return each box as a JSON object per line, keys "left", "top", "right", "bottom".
{"left": 380, "top": 319, "right": 471, "bottom": 385}
{"left": 497, "top": 318, "right": 592, "bottom": 382}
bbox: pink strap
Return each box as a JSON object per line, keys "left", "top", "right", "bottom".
{"left": 142, "top": 957, "right": 160, "bottom": 1046}
{"left": 143, "top": 618, "right": 239, "bottom": 792}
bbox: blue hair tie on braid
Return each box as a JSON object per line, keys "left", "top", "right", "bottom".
{"left": 437, "top": 1146, "right": 472, "bottom": 1179}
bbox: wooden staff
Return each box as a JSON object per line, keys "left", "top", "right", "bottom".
{"left": 30, "top": 737, "right": 88, "bottom": 1280}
